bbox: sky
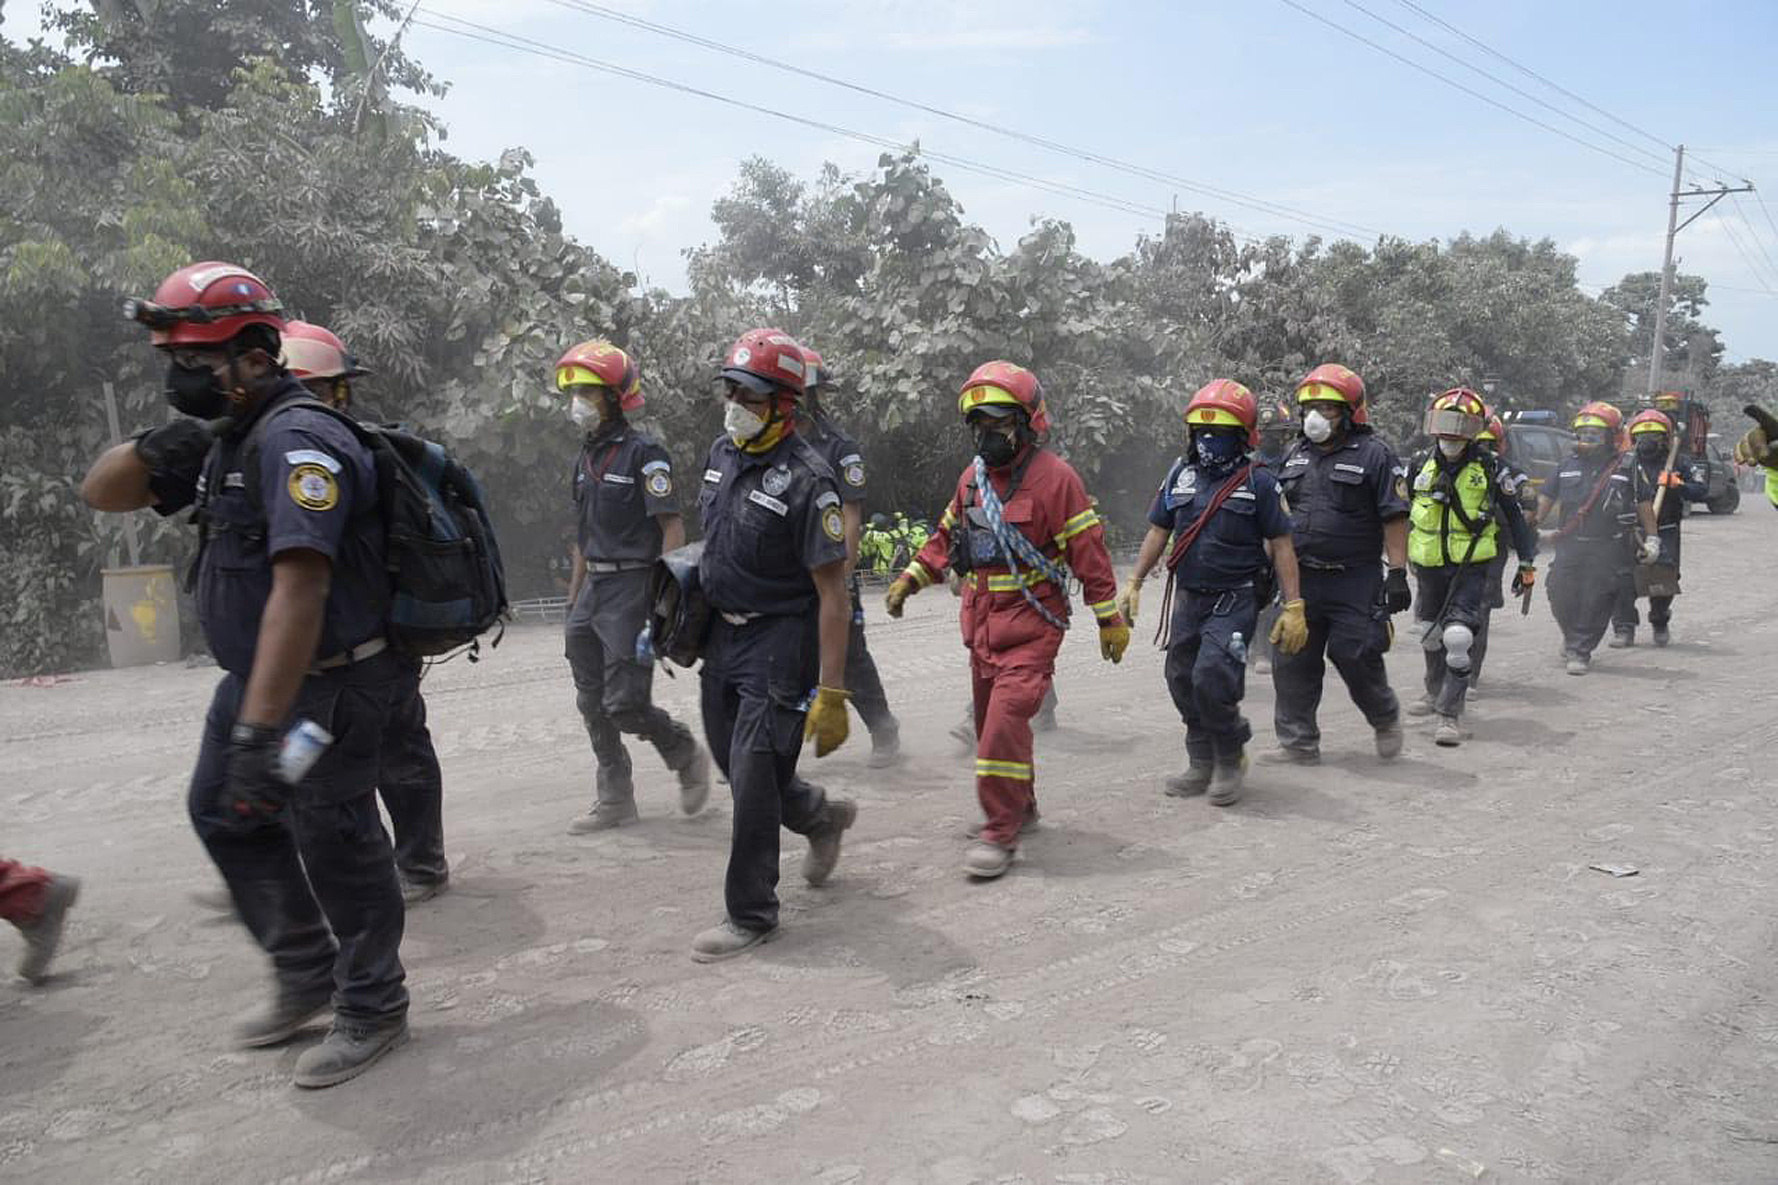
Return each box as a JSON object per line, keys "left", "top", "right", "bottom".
{"left": 8, "top": 0, "right": 1777, "bottom": 362}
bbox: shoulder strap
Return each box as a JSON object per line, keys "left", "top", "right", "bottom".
{"left": 1164, "top": 464, "right": 1254, "bottom": 573}
{"left": 1551, "top": 453, "right": 1624, "bottom": 541}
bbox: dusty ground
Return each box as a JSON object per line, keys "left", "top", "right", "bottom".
{"left": 4, "top": 508, "right": 1777, "bottom": 1184}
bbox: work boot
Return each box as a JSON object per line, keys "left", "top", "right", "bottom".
{"left": 1405, "top": 693, "right": 1436, "bottom": 717}
{"left": 15, "top": 874, "right": 79, "bottom": 984}
{"left": 1259, "top": 745, "right": 1320, "bottom": 766}
{"left": 1375, "top": 718, "right": 1404, "bottom": 760}
{"left": 677, "top": 749, "right": 712, "bottom": 816}
{"left": 1208, "top": 753, "right": 1249, "bottom": 807}
{"left": 237, "top": 985, "right": 334, "bottom": 1048}
{"left": 1608, "top": 627, "right": 1635, "bottom": 649}
{"left": 960, "top": 808, "right": 1039, "bottom": 840}
{"left": 293, "top": 1017, "right": 410, "bottom": 1089}
{"left": 802, "top": 798, "right": 858, "bottom": 887}
{"left": 866, "top": 725, "right": 902, "bottom": 769}
{"left": 1434, "top": 714, "right": 1462, "bottom": 748}
{"left": 399, "top": 874, "right": 448, "bottom": 906}
{"left": 567, "top": 800, "right": 639, "bottom": 834}
{"left": 690, "top": 919, "right": 777, "bottom": 963}
{"left": 963, "top": 840, "right": 1015, "bottom": 880}
{"left": 1565, "top": 653, "right": 1590, "bottom": 676}
{"left": 1164, "top": 762, "right": 1213, "bottom": 798}
{"left": 1652, "top": 623, "right": 1671, "bottom": 647}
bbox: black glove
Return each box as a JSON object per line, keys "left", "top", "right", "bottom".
{"left": 1383, "top": 566, "right": 1412, "bottom": 614}
{"left": 133, "top": 418, "right": 214, "bottom": 513}
{"left": 220, "top": 723, "right": 289, "bottom": 831}
{"left": 133, "top": 417, "right": 214, "bottom": 475}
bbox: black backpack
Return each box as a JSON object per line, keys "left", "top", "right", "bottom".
{"left": 242, "top": 398, "right": 510, "bottom": 659}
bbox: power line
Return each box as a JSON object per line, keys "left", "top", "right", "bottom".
{"left": 1710, "top": 208, "right": 1778, "bottom": 297}
{"left": 1388, "top": 0, "right": 1675, "bottom": 154}
{"left": 531, "top": 0, "right": 1381, "bottom": 240}
{"left": 1728, "top": 195, "right": 1778, "bottom": 291}
{"left": 1276, "top": 0, "right": 1668, "bottom": 178}
{"left": 408, "top": 11, "right": 1275, "bottom": 244}
{"left": 1342, "top": 0, "right": 1669, "bottom": 169}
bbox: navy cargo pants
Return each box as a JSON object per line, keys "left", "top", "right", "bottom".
{"left": 1271, "top": 564, "right": 1400, "bottom": 754}
{"left": 188, "top": 651, "right": 408, "bottom": 1025}
{"left": 379, "top": 655, "right": 448, "bottom": 887}
{"left": 1165, "top": 586, "right": 1258, "bottom": 766}
{"left": 845, "top": 581, "right": 896, "bottom": 740}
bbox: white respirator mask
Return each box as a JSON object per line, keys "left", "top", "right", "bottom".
{"left": 569, "top": 396, "right": 598, "bottom": 427}
{"left": 1438, "top": 438, "right": 1467, "bottom": 459}
{"left": 1303, "top": 409, "right": 1338, "bottom": 444}
{"left": 724, "top": 399, "right": 769, "bottom": 445}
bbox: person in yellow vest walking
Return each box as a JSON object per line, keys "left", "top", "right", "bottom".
{"left": 1403, "top": 389, "right": 1537, "bottom": 747}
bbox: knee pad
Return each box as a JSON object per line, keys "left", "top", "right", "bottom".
{"left": 1442, "top": 622, "right": 1474, "bottom": 672}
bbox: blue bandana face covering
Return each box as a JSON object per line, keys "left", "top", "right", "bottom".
{"left": 1194, "top": 431, "right": 1245, "bottom": 471}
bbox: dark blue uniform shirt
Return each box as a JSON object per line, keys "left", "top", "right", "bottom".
{"left": 1147, "top": 459, "right": 1291, "bottom": 590}
{"left": 697, "top": 432, "right": 848, "bottom": 616}
{"left": 1276, "top": 430, "right": 1409, "bottom": 566}
{"left": 571, "top": 426, "right": 678, "bottom": 562}
{"left": 193, "top": 381, "right": 385, "bottom": 676}
{"left": 1545, "top": 451, "right": 1638, "bottom": 542}
{"left": 801, "top": 411, "right": 869, "bottom": 507}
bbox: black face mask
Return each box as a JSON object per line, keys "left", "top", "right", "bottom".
{"left": 166, "top": 357, "right": 229, "bottom": 419}
{"left": 1635, "top": 436, "right": 1667, "bottom": 460}
{"left": 974, "top": 424, "right": 1018, "bottom": 468}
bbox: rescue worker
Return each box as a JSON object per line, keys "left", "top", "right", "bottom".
{"left": 862, "top": 513, "right": 897, "bottom": 576}
{"left": 1267, "top": 363, "right": 1411, "bottom": 763}
{"left": 282, "top": 320, "right": 449, "bottom": 903}
{"left": 1734, "top": 405, "right": 1778, "bottom": 508}
{"left": 1610, "top": 409, "right": 1707, "bottom": 647}
{"left": 557, "top": 340, "right": 709, "bottom": 832}
{"left": 1249, "top": 398, "right": 1296, "bottom": 675}
{"left": 1, "top": 859, "right": 78, "bottom": 984}
{"left": 1400, "top": 390, "right": 1537, "bottom": 746}
{"left": 1468, "top": 413, "right": 1537, "bottom": 688}
{"left": 82, "top": 262, "right": 408, "bottom": 1087}
{"left": 1537, "top": 401, "right": 1658, "bottom": 675}
{"left": 1117, "top": 380, "right": 1304, "bottom": 805}
{"left": 691, "top": 328, "right": 857, "bottom": 961}
{"left": 799, "top": 345, "right": 903, "bottom": 767}
{"left": 884, "top": 361, "right": 1128, "bottom": 879}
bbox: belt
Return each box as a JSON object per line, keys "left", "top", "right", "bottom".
{"left": 1298, "top": 558, "right": 1348, "bottom": 572}
{"left": 586, "top": 559, "right": 653, "bottom": 573}
{"left": 310, "top": 636, "right": 388, "bottom": 673}
{"left": 719, "top": 611, "right": 761, "bottom": 626}
{"left": 965, "top": 570, "right": 1051, "bottom": 593}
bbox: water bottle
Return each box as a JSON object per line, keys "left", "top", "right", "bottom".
{"left": 278, "top": 719, "right": 333, "bottom": 785}
{"left": 1228, "top": 632, "right": 1247, "bottom": 663}
{"left": 636, "top": 622, "right": 657, "bottom": 664}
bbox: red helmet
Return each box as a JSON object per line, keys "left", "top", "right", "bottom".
{"left": 801, "top": 345, "right": 829, "bottom": 394}
{"left": 720, "top": 328, "right": 807, "bottom": 398}
{"left": 1294, "top": 362, "right": 1369, "bottom": 426}
{"left": 281, "top": 320, "right": 368, "bottom": 381}
{"left": 556, "top": 340, "right": 642, "bottom": 411}
{"left": 125, "top": 261, "right": 285, "bottom": 348}
{"left": 1627, "top": 408, "right": 1674, "bottom": 437}
{"left": 1653, "top": 390, "right": 1683, "bottom": 411}
{"left": 1424, "top": 387, "right": 1487, "bottom": 440}
{"left": 1183, "top": 379, "right": 1259, "bottom": 448}
{"left": 957, "top": 360, "right": 1050, "bottom": 434}
{"left": 1476, "top": 414, "right": 1507, "bottom": 455}
{"left": 1257, "top": 398, "right": 1295, "bottom": 435}
{"left": 1572, "top": 400, "right": 1623, "bottom": 433}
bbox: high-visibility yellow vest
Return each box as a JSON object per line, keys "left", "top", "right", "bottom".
{"left": 1408, "top": 455, "right": 1498, "bottom": 566}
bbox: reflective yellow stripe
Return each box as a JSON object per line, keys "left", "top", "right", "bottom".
{"left": 966, "top": 571, "right": 1050, "bottom": 593}
{"left": 940, "top": 506, "right": 959, "bottom": 530}
{"left": 904, "top": 561, "right": 935, "bottom": 589}
{"left": 1054, "top": 508, "right": 1101, "bottom": 546}
{"left": 975, "top": 758, "right": 1033, "bottom": 781}
{"left": 1089, "top": 599, "right": 1120, "bottom": 621}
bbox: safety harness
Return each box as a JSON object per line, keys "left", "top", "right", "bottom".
{"left": 970, "top": 453, "right": 1071, "bottom": 632}
{"left": 1152, "top": 463, "right": 1254, "bottom": 647}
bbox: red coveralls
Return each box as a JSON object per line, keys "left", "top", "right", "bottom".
{"left": 0, "top": 858, "right": 52, "bottom": 924}
{"left": 907, "top": 448, "right": 1119, "bottom": 847}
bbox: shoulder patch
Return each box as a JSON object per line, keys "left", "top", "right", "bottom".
{"left": 646, "top": 469, "right": 673, "bottom": 497}
{"left": 288, "top": 463, "right": 339, "bottom": 512}
{"left": 843, "top": 460, "right": 866, "bottom": 487}
{"left": 815, "top": 490, "right": 841, "bottom": 510}
{"left": 641, "top": 458, "right": 672, "bottom": 474}
{"left": 821, "top": 504, "right": 845, "bottom": 542}
{"left": 283, "top": 448, "right": 341, "bottom": 474}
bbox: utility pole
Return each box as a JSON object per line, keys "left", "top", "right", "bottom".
{"left": 1646, "top": 143, "right": 1755, "bottom": 398}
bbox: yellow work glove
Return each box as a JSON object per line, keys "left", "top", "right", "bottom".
{"left": 803, "top": 686, "right": 852, "bottom": 758}
{"left": 1099, "top": 617, "right": 1131, "bottom": 664}
{"left": 1115, "top": 575, "right": 1143, "bottom": 626}
{"left": 1269, "top": 598, "right": 1309, "bottom": 655}
{"left": 1735, "top": 406, "right": 1778, "bottom": 469}
{"left": 884, "top": 575, "right": 916, "bottom": 618}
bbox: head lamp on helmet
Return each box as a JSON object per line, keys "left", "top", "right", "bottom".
{"left": 126, "top": 262, "right": 285, "bottom": 348}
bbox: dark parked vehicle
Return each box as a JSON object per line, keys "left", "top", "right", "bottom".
{"left": 1503, "top": 419, "right": 1573, "bottom": 499}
